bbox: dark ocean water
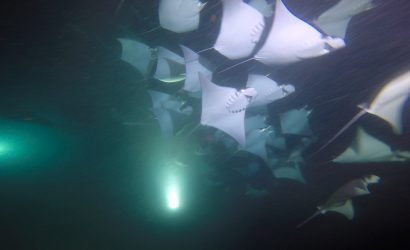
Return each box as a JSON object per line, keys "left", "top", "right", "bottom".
{"left": 1, "top": 0, "right": 410, "bottom": 249}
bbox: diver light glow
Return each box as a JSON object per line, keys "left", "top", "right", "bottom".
{"left": 166, "top": 184, "right": 180, "bottom": 210}
{"left": 0, "top": 143, "right": 11, "bottom": 155}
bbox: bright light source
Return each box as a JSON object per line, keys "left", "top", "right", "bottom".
{"left": 166, "top": 185, "right": 180, "bottom": 210}
{"left": 0, "top": 142, "right": 11, "bottom": 156}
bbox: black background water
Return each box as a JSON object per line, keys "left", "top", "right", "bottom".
{"left": 1, "top": 0, "right": 410, "bottom": 249}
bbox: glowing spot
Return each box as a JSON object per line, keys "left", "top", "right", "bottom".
{"left": 166, "top": 185, "right": 180, "bottom": 210}
{"left": 0, "top": 143, "right": 11, "bottom": 156}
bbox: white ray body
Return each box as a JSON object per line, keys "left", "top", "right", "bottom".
{"left": 333, "top": 127, "right": 399, "bottom": 163}
{"left": 214, "top": 0, "right": 265, "bottom": 60}
{"left": 280, "top": 107, "right": 312, "bottom": 136}
{"left": 319, "top": 175, "right": 380, "bottom": 218}
{"left": 154, "top": 47, "right": 185, "bottom": 83}
{"left": 246, "top": 74, "right": 295, "bottom": 107}
{"left": 314, "top": 0, "right": 374, "bottom": 39}
{"left": 158, "top": 0, "right": 205, "bottom": 33}
{"left": 323, "top": 199, "right": 355, "bottom": 219}
{"left": 180, "top": 45, "right": 212, "bottom": 94}
{"left": 254, "top": 0, "right": 345, "bottom": 65}
{"left": 366, "top": 70, "right": 410, "bottom": 134}
{"left": 298, "top": 175, "right": 380, "bottom": 227}
{"left": 199, "top": 73, "right": 256, "bottom": 146}
{"left": 118, "top": 38, "right": 152, "bottom": 77}
{"left": 148, "top": 90, "right": 192, "bottom": 136}
{"left": 248, "top": 0, "right": 274, "bottom": 17}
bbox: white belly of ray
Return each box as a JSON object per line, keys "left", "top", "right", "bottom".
{"left": 154, "top": 47, "right": 185, "bottom": 83}
{"left": 148, "top": 90, "right": 193, "bottom": 136}
{"left": 214, "top": 0, "right": 265, "bottom": 60}
{"left": 279, "top": 108, "right": 312, "bottom": 136}
{"left": 148, "top": 91, "right": 175, "bottom": 136}
{"left": 254, "top": 0, "right": 343, "bottom": 65}
{"left": 180, "top": 45, "right": 212, "bottom": 94}
{"left": 199, "top": 73, "right": 254, "bottom": 146}
{"left": 333, "top": 127, "right": 399, "bottom": 163}
{"left": 315, "top": 0, "right": 374, "bottom": 39}
{"left": 366, "top": 70, "right": 410, "bottom": 134}
{"left": 159, "top": 0, "right": 204, "bottom": 33}
{"left": 118, "top": 38, "right": 152, "bottom": 76}
{"left": 246, "top": 74, "right": 295, "bottom": 107}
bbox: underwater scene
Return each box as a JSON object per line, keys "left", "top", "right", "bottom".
{"left": 2, "top": 0, "right": 410, "bottom": 249}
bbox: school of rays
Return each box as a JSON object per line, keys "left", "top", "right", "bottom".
{"left": 117, "top": 0, "right": 410, "bottom": 226}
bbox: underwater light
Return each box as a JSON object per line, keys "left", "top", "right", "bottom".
{"left": 0, "top": 142, "right": 11, "bottom": 156}
{"left": 166, "top": 184, "right": 180, "bottom": 210}
{"left": 0, "top": 118, "right": 71, "bottom": 168}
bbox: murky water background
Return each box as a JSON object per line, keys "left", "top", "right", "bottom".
{"left": 2, "top": 0, "right": 410, "bottom": 249}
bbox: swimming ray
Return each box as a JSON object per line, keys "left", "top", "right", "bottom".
{"left": 214, "top": 0, "right": 265, "bottom": 60}
{"left": 117, "top": 38, "right": 155, "bottom": 78}
{"left": 158, "top": 0, "right": 206, "bottom": 33}
{"left": 272, "top": 163, "right": 306, "bottom": 184}
{"left": 241, "top": 127, "right": 272, "bottom": 161}
{"left": 248, "top": 0, "right": 274, "bottom": 17}
{"left": 315, "top": 70, "right": 410, "bottom": 154}
{"left": 333, "top": 127, "right": 404, "bottom": 163}
{"left": 279, "top": 107, "right": 312, "bottom": 136}
{"left": 297, "top": 175, "right": 380, "bottom": 228}
{"left": 366, "top": 71, "right": 410, "bottom": 134}
{"left": 254, "top": 0, "right": 345, "bottom": 65}
{"left": 314, "top": 0, "right": 375, "bottom": 39}
{"left": 246, "top": 74, "right": 295, "bottom": 107}
{"left": 180, "top": 45, "right": 212, "bottom": 95}
{"left": 148, "top": 90, "right": 193, "bottom": 136}
{"left": 154, "top": 47, "right": 186, "bottom": 83}
{"left": 199, "top": 73, "right": 257, "bottom": 146}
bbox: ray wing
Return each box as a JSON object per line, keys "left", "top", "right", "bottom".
{"left": 214, "top": 0, "right": 265, "bottom": 60}
{"left": 368, "top": 70, "right": 410, "bottom": 134}
{"left": 323, "top": 199, "right": 355, "bottom": 220}
{"left": 279, "top": 107, "right": 312, "bottom": 136}
{"left": 180, "top": 45, "right": 212, "bottom": 94}
{"left": 154, "top": 47, "right": 185, "bottom": 83}
{"left": 333, "top": 127, "right": 400, "bottom": 163}
{"left": 118, "top": 38, "right": 152, "bottom": 77}
{"left": 272, "top": 163, "right": 306, "bottom": 184}
{"left": 314, "top": 0, "right": 375, "bottom": 39}
{"left": 246, "top": 74, "right": 295, "bottom": 107}
{"left": 254, "top": 0, "right": 344, "bottom": 65}
{"left": 159, "top": 0, "right": 204, "bottom": 33}
{"left": 199, "top": 73, "right": 252, "bottom": 146}
{"left": 148, "top": 90, "right": 192, "bottom": 136}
